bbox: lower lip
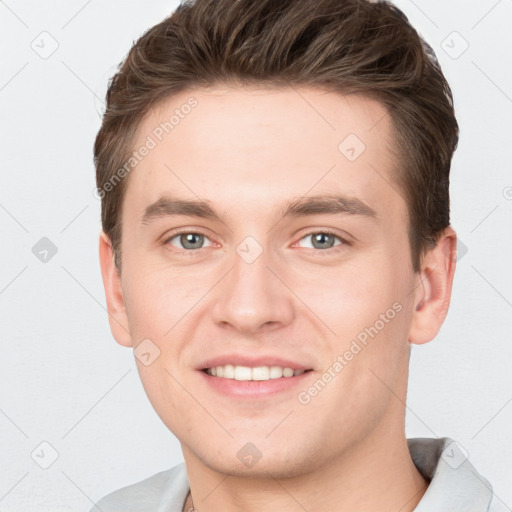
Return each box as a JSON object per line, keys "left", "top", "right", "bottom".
{"left": 197, "top": 370, "right": 313, "bottom": 399}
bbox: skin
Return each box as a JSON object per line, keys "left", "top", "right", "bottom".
{"left": 99, "top": 86, "right": 457, "bottom": 512}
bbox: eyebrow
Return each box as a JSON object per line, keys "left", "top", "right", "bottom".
{"left": 141, "top": 194, "right": 378, "bottom": 225}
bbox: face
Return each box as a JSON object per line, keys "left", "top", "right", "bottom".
{"left": 102, "top": 86, "right": 442, "bottom": 478}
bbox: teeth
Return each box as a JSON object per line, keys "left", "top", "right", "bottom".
{"left": 269, "top": 366, "right": 283, "bottom": 379}
{"left": 251, "top": 366, "right": 269, "bottom": 380}
{"left": 223, "top": 364, "right": 235, "bottom": 378}
{"left": 234, "top": 366, "right": 252, "bottom": 380}
{"left": 206, "top": 365, "right": 306, "bottom": 381}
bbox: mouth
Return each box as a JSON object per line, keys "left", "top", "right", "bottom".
{"left": 198, "top": 365, "right": 314, "bottom": 399}
{"left": 202, "top": 365, "right": 313, "bottom": 381}
{"left": 196, "top": 354, "right": 315, "bottom": 398}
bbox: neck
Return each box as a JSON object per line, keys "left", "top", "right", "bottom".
{"left": 182, "top": 424, "right": 428, "bottom": 512}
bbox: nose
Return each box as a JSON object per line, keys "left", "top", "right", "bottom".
{"left": 211, "top": 241, "right": 295, "bottom": 335}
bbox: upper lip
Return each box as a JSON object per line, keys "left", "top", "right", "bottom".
{"left": 197, "top": 354, "right": 313, "bottom": 371}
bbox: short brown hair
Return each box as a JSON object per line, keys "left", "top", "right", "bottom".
{"left": 94, "top": 0, "right": 459, "bottom": 272}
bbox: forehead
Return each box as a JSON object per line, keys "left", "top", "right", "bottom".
{"left": 123, "top": 85, "right": 404, "bottom": 224}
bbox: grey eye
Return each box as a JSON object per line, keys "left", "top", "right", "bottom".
{"left": 299, "top": 232, "right": 342, "bottom": 250}
{"left": 168, "top": 232, "right": 212, "bottom": 250}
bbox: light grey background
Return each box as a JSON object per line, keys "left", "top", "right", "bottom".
{"left": 1, "top": 0, "right": 511, "bottom": 510}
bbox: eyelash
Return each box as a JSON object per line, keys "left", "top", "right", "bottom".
{"left": 162, "top": 229, "right": 351, "bottom": 255}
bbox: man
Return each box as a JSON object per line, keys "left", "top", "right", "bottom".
{"left": 92, "top": 0, "right": 504, "bottom": 510}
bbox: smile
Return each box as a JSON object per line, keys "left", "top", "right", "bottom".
{"left": 203, "top": 365, "right": 312, "bottom": 381}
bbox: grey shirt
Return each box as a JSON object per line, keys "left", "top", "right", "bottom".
{"left": 91, "top": 437, "right": 508, "bottom": 512}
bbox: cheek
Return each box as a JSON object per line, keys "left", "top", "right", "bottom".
{"left": 122, "top": 265, "right": 201, "bottom": 339}
{"left": 297, "top": 249, "right": 413, "bottom": 382}
{"left": 291, "top": 255, "right": 404, "bottom": 328}
{"left": 134, "top": 360, "right": 188, "bottom": 438}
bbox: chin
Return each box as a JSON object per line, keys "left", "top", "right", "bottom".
{"left": 195, "top": 442, "right": 322, "bottom": 480}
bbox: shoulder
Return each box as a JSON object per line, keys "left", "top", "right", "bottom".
{"left": 408, "top": 437, "right": 509, "bottom": 512}
{"left": 487, "top": 494, "right": 511, "bottom": 512}
{"left": 89, "top": 462, "right": 189, "bottom": 512}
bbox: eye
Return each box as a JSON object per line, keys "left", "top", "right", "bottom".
{"left": 162, "top": 230, "right": 349, "bottom": 253}
{"left": 296, "top": 231, "right": 348, "bottom": 250}
{"left": 164, "top": 232, "right": 213, "bottom": 251}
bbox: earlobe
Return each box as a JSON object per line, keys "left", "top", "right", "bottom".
{"left": 98, "top": 231, "right": 132, "bottom": 347}
{"left": 409, "top": 227, "right": 457, "bottom": 345}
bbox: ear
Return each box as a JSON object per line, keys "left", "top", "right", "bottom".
{"left": 408, "top": 226, "right": 457, "bottom": 345}
{"left": 98, "top": 231, "right": 132, "bottom": 347}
